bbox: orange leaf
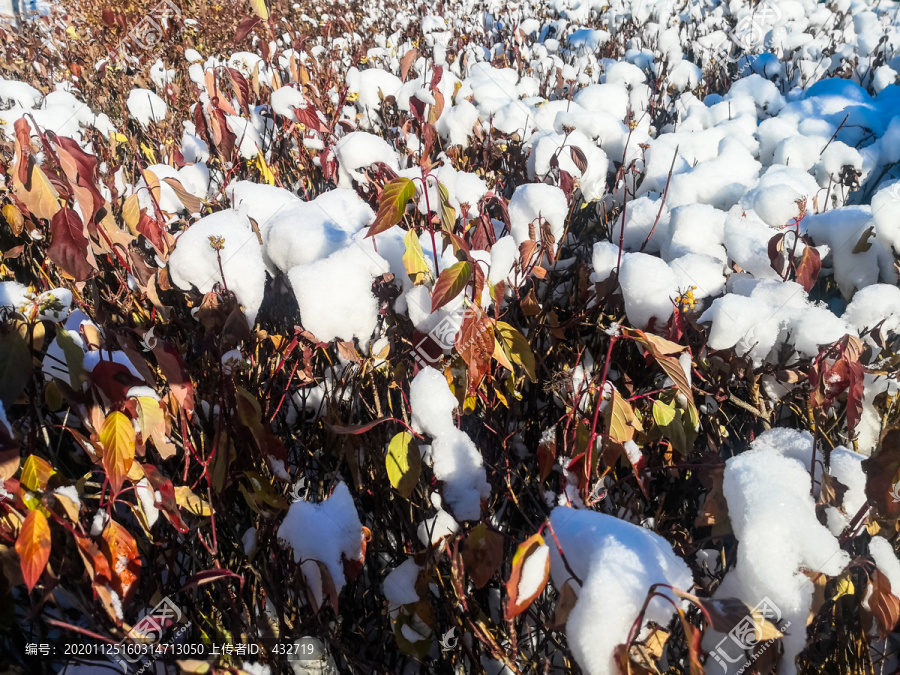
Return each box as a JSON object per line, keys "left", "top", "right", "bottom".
{"left": 101, "top": 519, "right": 140, "bottom": 598}
{"left": 99, "top": 411, "right": 135, "bottom": 494}
{"left": 431, "top": 260, "right": 472, "bottom": 312}
{"left": 15, "top": 509, "right": 51, "bottom": 592}
{"left": 505, "top": 532, "right": 550, "bottom": 619}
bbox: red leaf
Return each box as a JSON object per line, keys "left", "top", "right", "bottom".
{"left": 234, "top": 15, "right": 262, "bottom": 42}
{"left": 795, "top": 244, "right": 821, "bottom": 292}
{"left": 90, "top": 360, "right": 141, "bottom": 407}
{"left": 15, "top": 510, "right": 51, "bottom": 592}
{"left": 429, "top": 65, "right": 443, "bottom": 91}
{"left": 767, "top": 231, "right": 788, "bottom": 277}
{"left": 152, "top": 341, "right": 194, "bottom": 417}
{"left": 569, "top": 146, "right": 588, "bottom": 175}
{"left": 846, "top": 359, "right": 864, "bottom": 432}
{"left": 324, "top": 416, "right": 412, "bottom": 435}
{"left": 226, "top": 67, "right": 251, "bottom": 113}
{"left": 49, "top": 207, "right": 94, "bottom": 281}
{"left": 431, "top": 261, "right": 473, "bottom": 312}
{"left": 136, "top": 211, "right": 166, "bottom": 254}
{"left": 455, "top": 306, "right": 494, "bottom": 391}
{"left": 293, "top": 102, "right": 325, "bottom": 133}
{"left": 141, "top": 464, "right": 189, "bottom": 533}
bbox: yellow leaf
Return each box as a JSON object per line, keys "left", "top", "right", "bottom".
{"left": 492, "top": 336, "right": 514, "bottom": 372}
{"left": 99, "top": 411, "right": 135, "bottom": 494}
{"left": 142, "top": 168, "right": 162, "bottom": 207}
{"left": 402, "top": 229, "right": 430, "bottom": 285}
{"left": 140, "top": 142, "right": 157, "bottom": 163}
{"left": 833, "top": 573, "right": 855, "bottom": 601}
{"left": 496, "top": 322, "right": 536, "bottom": 381}
{"left": 256, "top": 151, "right": 276, "bottom": 186}
{"left": 174, "top": 486, "right": 211, "bottom": 516}
{"left": 386, "top": 432, "right": 421, "bottom": 499}
{"left": 249, "top": 0, "right": 268, "bottom": 20}
{"left": 121, "top": 194, "right": 141, "bottom": 234}
{"left": 3, "top": 204, "right": 24, "bottom": 236}
{"left": 13, "top": 163, "right": 61, "bottom": 221}
{"left": 604, "top": 388, "right": 642, "bottom": 445}
{"left": 20, "top": 455, "right": 57, "bottom": 492}
{"left": 51, "top": 490, "right": 80, "bottom": 522}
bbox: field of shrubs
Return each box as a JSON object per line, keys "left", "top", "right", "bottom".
{"left": 2, "top": 0, "right": 900, "bottom": 673}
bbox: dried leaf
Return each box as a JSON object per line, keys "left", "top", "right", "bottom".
{"left": 870, "top": 569, "right": 900, "bottom": 637}
{"left": 162, "top": 177, "right": 203, "bottom": 214}
{"left": 0, "top": 330, "right": 32, "bottom": 407}
{"left": 400, "top": 49, "right": 418, "bottom": 82}
{"left": 462, "top": 523, "right": 503, "bottom": 589}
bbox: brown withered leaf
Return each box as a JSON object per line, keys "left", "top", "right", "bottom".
{"left": 862, "top": 427, "right": 900, "bottom": 520}
{"left": 819, "top": 472, "right": 848, "bottom": 509}
{"left": 869, "top": 568, "right": 900, "bottom": 637}
{"left": 461, "top": 523, "right": 503, "bottom": 589}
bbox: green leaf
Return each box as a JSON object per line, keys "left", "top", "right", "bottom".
{"left": 386, "top": 432, "right": 421, "bottom": 499}
{"left": 653, "top": 398, "right": 689, "bottom": 456}
{"left": 0, "top": 331, "right": 31, "bottom": 407}
{"left": 496, "top": 322, "right": 536, "bottom": 381}
{"left": 20, "top": 455, "right": 57, "bottom": 492}
{"left": 652, "top": 399, "right": 677, "bottom": 427}
{"left": 431, "top": 260, "right": 472, "bottom": 312}
{"left": 437, "top": 181, "right": 457, "bottom": 234}
{"left": 367, "top": 177, "right": 416, "bottom": 237}
{"left": 54, "top": 329, "right": 86, "bottom": 388}
{"left": 402, "top": 229, "right": 431, "bottom": 285}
